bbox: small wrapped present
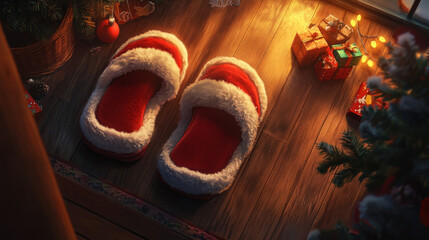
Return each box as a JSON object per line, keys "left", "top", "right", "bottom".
{"left": 314, "top": 49, "right": 338, "bottom": 81}
{"left": 332, "top": 43, "right": 362, "bottom": 67}
{"left": 25, "top": 90, "right": 42, "bottom": 115}
{"left": 315, "top": 49, "right": 354, "bottom": 81}
{"left": 318, "top": 14, "right": 353, "bottom": 45}
{"left": 347, "top": 82, "right": 388, "bottom": 121}
{"left": 292, "top": 26, "right": 329, "bottom": 66}
{"left": 114, "top": 0, "right": 155, "bottom": 25}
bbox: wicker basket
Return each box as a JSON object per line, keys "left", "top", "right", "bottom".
{"left": 11, "top": 7, "right": 75, "bottom": 78}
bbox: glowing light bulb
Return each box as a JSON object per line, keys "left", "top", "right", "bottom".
{"left": 361, "top": 55, "right": 368, "bottom": 63}
{"left": 351, "top": 19, "right": 356, "bottom": 27}
{"left": 378, "top": 36, "right": 386, "bottom": 42}
{"left": 371, "top": 40, "right": 377, "bottom": 48}
{"left": 357, "top": 14, "right": 362, "bottom": 21}
{"left": 367, "top": 59, "right": 374, "bottom": 67}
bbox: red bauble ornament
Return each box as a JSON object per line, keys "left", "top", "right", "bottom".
{"left": 97, "top": 16, "right": 120, "bottom": 43}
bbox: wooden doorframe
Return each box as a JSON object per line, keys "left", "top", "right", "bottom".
{"left": 0, "top": 25, "right": 76, "bottom": 240}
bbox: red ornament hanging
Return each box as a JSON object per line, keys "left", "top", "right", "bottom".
{"left": 97, "top": 16, "right": 120, "bottom": 43}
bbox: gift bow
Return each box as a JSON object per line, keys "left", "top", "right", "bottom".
{"left": 321, "top": 54, "right": 336, "bottom": 68}
{"left": 333, "top": 42, "right": 358, "bottom": 53}
{"left": 325, "top": 19, "right": 345, "bottom": 32}
{"left": 302, "top": 31, "right": 323, "bottom": 43}
{"left": 332, "top": 42, "right": 359, "bottom": 67}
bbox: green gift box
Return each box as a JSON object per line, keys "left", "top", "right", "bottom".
{"left": 332, "top": 43, "right": 362, "bottom": 67}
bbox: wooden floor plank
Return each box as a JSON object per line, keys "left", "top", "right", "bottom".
{"left": 38, "top": 40, "right": 102, "bottom": 163}
{"left": 268, "top": 8, "right": 397, "bottom": 240}
{"left": 76, "top": 233, "right": 90, "bottom": 240}
{"left": 65, "top": 200, "right": 148, "bottom": 240}
{"left": 238, "top": 2, "right": 348, "bottom": 239}
{"left": 56, "top": 174, "right": 190, "bottom": 240}
{"left": 210, "top": 133, "right": 284, "bottom": 239}
{"left": 309, "top": 20, "right": 396, "bottom": 231}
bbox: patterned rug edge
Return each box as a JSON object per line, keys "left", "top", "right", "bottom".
{"left": 50, "top": 158, "right": 221, "bottom": 240}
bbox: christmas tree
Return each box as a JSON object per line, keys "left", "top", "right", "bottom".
{"left": 309, "top": 33, "right": 429, "bottom": 239}
{"left": 0, "top": 0, "right": 122, "bottom": 41}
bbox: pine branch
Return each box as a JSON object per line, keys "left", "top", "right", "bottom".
{"left": 340, "top": 130, "right": 367, "bottom": 159}
{"left": 332, "top": 167, "right": 360, "bottom": 187}
{"left": 73, "top": 0, "right": 96, "bottom": 39}
{"left": 316, "top": 142, "right": 350, "bottom": 174}
{"left": 364, "top": 172, "right": 386, "bottom": 191}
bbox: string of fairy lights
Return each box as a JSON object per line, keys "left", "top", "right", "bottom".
{"left": 350, "top": 14, "right": 386, "bottom": 68}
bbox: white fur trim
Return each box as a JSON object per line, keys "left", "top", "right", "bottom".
{"left": 158, "top": 59, "right": 267, "bottom": 195}
{"left": 112, "top": 30, "right": 188, "bottom": 83}
{"left": 80, "top": 32, "right": 188, "bottom": 154}
{"left": 195, "top": 57, "right": 267, "bottom": 120}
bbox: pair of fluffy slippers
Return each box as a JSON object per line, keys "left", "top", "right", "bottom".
{"left": 80, "top": 30, "right": 267, "bottom": 198}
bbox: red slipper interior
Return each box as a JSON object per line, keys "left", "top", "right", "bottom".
{"left": 96, "top": 70, "right": 162, "bottom": 132}
{"left": 95, "top": 37, "right": 182, "bottom": 133}
{"left": 171, "top": 63, "right": 261, "bottom": 174}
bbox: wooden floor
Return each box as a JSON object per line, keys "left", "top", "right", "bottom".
{"left": 35, "top": 0, "right": 398, "bottom": 239}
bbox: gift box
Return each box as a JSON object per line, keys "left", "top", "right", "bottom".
{"left": 347, "top": 82, "right": 388, "bottom": 121}
{"left": 292, "top": 26, "right": 329, "bottom": 66}
{"left": 315, "top": 49, "right": 354, "bottom": 81}
{"left": 314, "top": 49, "right": 337, "bottom": 81}
{"left": 332, "top": 43, "right": 362, "bottom": 67}
{"left": 318, "top": 14, "right": 353, "bottom": 45}
{"left": 332, "top": 66, "right": 353, "bottom": 80}
{"left": 114, "top": 0, "right": 155, "bottom": 25}
{"left": 25, "top": 90, "right": 42, "bottom": 115}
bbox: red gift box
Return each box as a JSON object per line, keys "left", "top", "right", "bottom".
{"left": 314, "top": 49, "right": 338, "bottom": 81}
{"left": 332, "top": 66, "right": 353, "bottom": 80}
{"left": 114, "top": 0, "right": 155, "bottom": 25}
{"left": 25, "top": 90, "right": 42, "bottom": 115}
{"left": 347, "top": 82, "right": 388, "bottom": 121}
{"left": 315, "top": 49, "right": 354, "bottom": 81}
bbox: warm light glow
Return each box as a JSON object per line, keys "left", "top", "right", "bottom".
{"left": 379, "top": 36, "right": 386, "bottom": 42}
{"left": 361, "top": 55, "right": 368, "bottom": 63}
{"left": 367, "top": 59, "right": 374, "bottom": 67}
{"left": 351, "top": 19, "right": 356, "bottom": 27}
{"left": 371, "top": 40, "right": 377, "bottom": 48}
{"left": 357, "top": 14, "right": 362, "bottom": 21}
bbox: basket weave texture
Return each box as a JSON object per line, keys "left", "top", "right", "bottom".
{"left": 11, "top": 7, "right": 75, "bottom": 78}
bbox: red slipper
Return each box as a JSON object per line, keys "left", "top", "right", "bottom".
{"left": 80, "top": 30, "right": 188, "bottom": 161}
{"left": 158, "top": 57, "right": 267, "bottom": 197}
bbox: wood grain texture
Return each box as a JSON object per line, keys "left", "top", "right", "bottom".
{"left": 269, "top": 12, "right": 395, "bottom": 239}
{"left": 33, "top": 0, "right": 406, "bottom": 239}
{"left": 76, "top": 233, "right": 90, "bottom": 240}
{"left": 65, "top": 200, "right": 148, "bottom": 240}
{"left": 56, "top": 174, "right": 190, "bottom": 240}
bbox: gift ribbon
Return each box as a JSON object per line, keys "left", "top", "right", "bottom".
{"left": 322, "top": 16, "right": 348, "bottom": 39}
{"left": 321, "top": 53, "right": 336, "bottom": 69}
{"left": 363, "top": 86, "right": 389, "bottom": 109}
{"left": 318, "top": 51, "right": 353, "bottom": 80}
{"left": 301, "top": 29, "right": 325, "bottom": 62}
{"left": 302, "top": 31, "right": 323, "bottom": 43}
{"left": 333, "top": 43, "right": 358, "bottom": 67}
